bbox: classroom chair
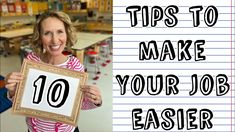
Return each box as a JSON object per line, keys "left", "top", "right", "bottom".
{"left": 85, "top": 49, "right": 101, "bottom": 80}
{"left": 98, "top": 39, "right": 112, "bottom": 67}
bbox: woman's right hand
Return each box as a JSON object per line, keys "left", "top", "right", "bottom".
{"left": 5, "top": 72, "right": 24, "bottom": 98}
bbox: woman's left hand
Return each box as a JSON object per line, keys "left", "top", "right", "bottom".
{"left": 81, "top": 85, "right": 102, "bottom": 106}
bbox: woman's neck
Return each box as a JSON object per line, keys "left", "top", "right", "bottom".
{"left": 42, "top": 53, "right": 68, "bottom": 65}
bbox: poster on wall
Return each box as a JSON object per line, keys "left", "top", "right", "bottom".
{"left": 113, "top": 0, "right": 235, "bottom": 131}
{"left": 12, "top": 59, "right": 87, "bottom": 126}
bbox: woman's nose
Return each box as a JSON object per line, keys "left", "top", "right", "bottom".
{"left": 52, "top": 34, "right": 59, "bottom": 43}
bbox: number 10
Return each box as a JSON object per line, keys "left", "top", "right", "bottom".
{"left": 32, "top": 75, "right": 70, "bottom": 108}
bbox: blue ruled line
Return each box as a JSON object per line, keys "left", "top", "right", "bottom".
{"left": 113, "top": 41, "right": 235, "bottom": 43}
{"left": 113, "top": 47, "right": 233, "bottom": 49}
{"left": 113, "top": 103, "right": 234, "bottom": 105}
{"left": 113, "top": 123, "right": 235, "bottom": 126}
{"left": 113, "top": 19, "right": 234, "bottom": 21}
{"left": 114, "top": 6, "right": 235, "bottom": 8}
{"left": 112, "top": 117, "right": 235, "bottom": 119}
{"left": 113, "top": 13, "right": 235, "bottom": 15}
{"left": 113, "top": 33, "right": 234, "bottom": 35}
{"left": 112, "top": 110, "right": 234, "bottom": 112}
{"left": 113, "top": 68, "right": 235, "bottom": 70}
{"left": 113, "top": 26, "right": 235, "bottom": 28}
{"left": 112, "top": 75, "right": 235, "bottom": 77}
{"left": 113, "top": 131, "right": 233, "bottom": 132}
{"left": 112, "top": 96, "right": 235, "bottom": 99}
{"left": 112, "top": 89, "right": 235, "bottom": 92}
{"left": 112, "top": 131, "right": 233, "bottom": 132}
{"left": 112, "top": 61, "right": 234, "bottom": 63}
{"left": 113, "top": 54, "right": 234, "bottom": 56}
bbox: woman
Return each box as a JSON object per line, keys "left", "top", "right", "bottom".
{"left": 5, "top": 11, "right": 102, "bottom": 132}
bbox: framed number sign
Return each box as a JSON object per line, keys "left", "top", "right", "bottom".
{"left": 12, "top": 59, "right": 87, "bottom": 126}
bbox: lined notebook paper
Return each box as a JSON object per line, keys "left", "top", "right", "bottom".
{"left": 113, "top": 0, "right": 234, "bottom": 131}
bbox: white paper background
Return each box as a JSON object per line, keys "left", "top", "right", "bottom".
{"left": 21, "top": 68, "right": 80, "bottom": 116}
{"left": 113, "top": 0, "right": 235, "bottom": 131}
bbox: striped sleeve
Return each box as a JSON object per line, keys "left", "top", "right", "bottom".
{"left": 26, "top": 52, "right": 40, "bottom": 62}
{"left": 67, "top": 56, "right": 84, "bottom": 72}
{"left": 67, "top": 56, "right": 98, "bottom": 110}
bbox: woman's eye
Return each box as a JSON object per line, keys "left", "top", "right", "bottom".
{"left": 58, "top": 30, "right": 64, "bottom": 34}
{"left": 44, "top": 32, "right": 51, "bottom": 36}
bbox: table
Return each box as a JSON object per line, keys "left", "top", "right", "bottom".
{"left": 72, "top": 32, "right": 112, "bottom": 64}
{"left": 85, "top": 22, "right": 112, "bottom": 33}
{"left": 0, "top": 28, "right": 33, "bottom": 56}
{"left": 0, "top": 28, "right": 112, "bottom": 64}
{"left": 0, "top": 28, "right": 33, "bottom": 39}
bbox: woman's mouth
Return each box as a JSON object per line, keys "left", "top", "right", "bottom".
{"left": 50, "top": 45, "right": 61, "bottom": 51}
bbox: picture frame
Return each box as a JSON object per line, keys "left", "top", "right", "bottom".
{"left": 12, "top": 59, "right": 88, "bottom": 126}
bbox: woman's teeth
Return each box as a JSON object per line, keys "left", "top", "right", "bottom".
{"left": 50, "top": 45, "right": 60, "bottom": 50}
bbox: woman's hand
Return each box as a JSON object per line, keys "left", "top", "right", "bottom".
{"left": 5, "top": 72, "right": 24, "bottom": 98}
{"left": 81, "top": 85, "right": 102, "bottom": 106}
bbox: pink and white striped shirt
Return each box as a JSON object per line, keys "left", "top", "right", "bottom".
{"left": 26, "top": 52, "right": 97, "bottom": 132}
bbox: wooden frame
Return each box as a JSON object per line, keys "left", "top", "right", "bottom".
{"left": 12, "top": 59, "right": 87, "bottom": 126}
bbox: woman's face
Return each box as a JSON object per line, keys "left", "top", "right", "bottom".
{"left": 40, "top": 17, "right": 67, "bottom": 56}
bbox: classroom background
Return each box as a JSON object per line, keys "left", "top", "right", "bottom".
{"left": 0, "top": 0, "right": 113, "bottom": 131}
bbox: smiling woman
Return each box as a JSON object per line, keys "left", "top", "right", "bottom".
{"left": 41, "top": 17, "right": 67, "bottom": 52}
{"left": 31, "top": 11, "right": 77, "bottom": 65}
{"left": 40, "top": 17, "right": 68, "bottom": 63}
{"left": 4, "top": 11, "right": 103, "bottom": 132}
